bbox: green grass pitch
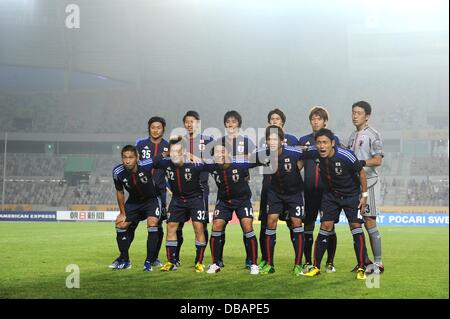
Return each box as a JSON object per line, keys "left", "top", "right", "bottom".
{"left": 0, "top": 222, "right": 448, "bottom": 299}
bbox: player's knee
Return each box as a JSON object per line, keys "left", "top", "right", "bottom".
{"left": 364, "top": 216, "right": 377, "bottom": 228}
{"left": 212, "top": 221, "right": 225, "bottom": 232}
{"left": 290, "top": 218, "right": 302, "bottom": 228}
{"left": 320, "top": 221, "right": 334, "bottom": 231}
{"left": 146, "top": 218, "right": 158, "bottom": 228}
{"left": 167, "top": 223, "right": 178, "bottom": 235}
{"left": 115, "top": 221, "right": 128, "bottom": 230}
{"left": 242, "top": 224, "right": 253, "bottom": 234}
{"left": 267, "top": 217, "right": 278, "bottom": 229}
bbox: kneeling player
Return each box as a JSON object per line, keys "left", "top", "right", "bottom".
{"left": 111, "top": 145, "right": 162, "bottom": 271}
{"left": 158, "top": 139, "right": 208, "bottom": 272}
{"left": 204, "top": 144, "right": 262, "bottom": 275}
{"left": 257, "top": 125, "right": 306, "bottom": 276}
{"left": 302, "top": 129, "right": 369, "bottom": 280}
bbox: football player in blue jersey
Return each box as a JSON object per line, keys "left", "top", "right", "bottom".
{"left": 258, "top": 108, "right": 299, "bottom": 270}
{"left": 135, "top": 116, "right": 169, "bottom": 268}
{"left": 302, "top": 129, "right": 369, "bottom": 280}
{"left": 111, "top": 145, "right": 163, "bottom": 272}
{"left": 204, "top": 143, "right": 264, "bottom": 275}
{"left": 171, "top": 111, "right": 214, "bottom": 267}
{"left": 257, "top": 125, "right": 306, "bottom": 276}
{"left": 158, "top": 139, "right": 208, "bottom": 272}
{"left": 298, "top": 107, "right": 340, "bottom": 274}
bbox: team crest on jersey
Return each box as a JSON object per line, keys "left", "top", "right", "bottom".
{"left": 214, "top": 209, "right": 220, "bottom": 217}
{"left": 284, "top": 163, "right": 292, "bottom": 172}
{"left": 232, "top": 173, "right": 239, "bottom": 182}
{"left": 359, "top": 140, "right": 364, "bottom": 147}
{"left": 185, "top": 173, "right": 192, "bottom": 181}
{"left": 123, "top": 178, "right": 130, "bottom": 188}
{"left": 138, "top": 172, "right": 148, "bottom": 184}
{"left": 335, "top": 165, "right": 343, "bottom": 175}
{"left": 163, "top": 147, "right": 169, "bottom": 152}
{"left": 237, "top": 146, "right": 245, "bottom": 153}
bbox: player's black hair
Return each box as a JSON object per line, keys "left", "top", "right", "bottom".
{"left": 182, "top": 110, "right": 200, "bottom": 122}
{"left": 352, "top": 101, "right": 372, "bottom": 115}
{"left": 148, "top": 116, "right": 166, "bottom": 129}
{"left": 168, "top": 136, "right": 184, "bottom": 151}
{"left": 315, "top": 128, "right": 335, "bottom": 142}
{"left": 224, "top": 110, "right": 242, "bottom": 128}
{"left": 121, "top": 145, "right": 138, "bottom": 157}
{"left": 267, "top": 108, "right": 286, "bottom": 125}
{"left": 265, "top": 124, "right": 285, "bottom": 142}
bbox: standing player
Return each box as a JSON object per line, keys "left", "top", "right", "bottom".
{"left": 258, "top": 108, "right": 299, "bottom": 270}
{"left": 111, "top": 145, "right": 162, "bottom": 271}
{"left": 158, "top": 139, "right": 208, "bottom": 272}
{"left": 205, "top": 144, "right": 263, "bottom": 275}
{"left": 303, "top": 128, "right": 369, "bottom": 280}
{"left": 135, "top": 116, "right": 169, "bottom": 268}
{"left": 258, "top": 125, "right": 306, "bottom": 276}
{"left": 214, "top": 110, "right": 257, "bottom": 268}
{"left": 173, "top": 111, "right": 214, "bottom": 267}
{"left": 348, "top": 101, "right": 384, "bottom": 272}
{"left": 298, "top": 107, "right": 340, "bottom": 274}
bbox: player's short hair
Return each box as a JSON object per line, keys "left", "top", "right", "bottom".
{"left": 309, "top": 106, "right": 329, "bottom": 122}
{"left": 182, "top": 110, "right": 200, "bottom": 122}
{"left": 148, "top": 116, "right": 166, "bottom": 129}
{"left": 121, "top": 145, "right": 138, "bottom": 157}
{"left": 352, "top": 101, "right": 372, "bottom": 115}
{"left": 224, "top": 110, "right": 242, "bottom": 128}
{"left": 169, "top": 136, "right": 184, "bottom": 151}
{"left": 315, "top": 128, "right": 335, "bottom": 142}
{"left": 265, "top": 124, "right": 285, "bottom": 142}
{"left": 267, "top": 108, "right": 286, "bottom": 125}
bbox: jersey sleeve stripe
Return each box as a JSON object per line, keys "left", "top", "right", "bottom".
{"left": 338, "top": 148, "right": 357, "bottom": 161}
{"left": 337, "top": 150, "right": 357, "bottom": 163}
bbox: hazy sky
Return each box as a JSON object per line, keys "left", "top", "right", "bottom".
{"left": 0, "top": 0, "right": 448, "bottom": 135}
